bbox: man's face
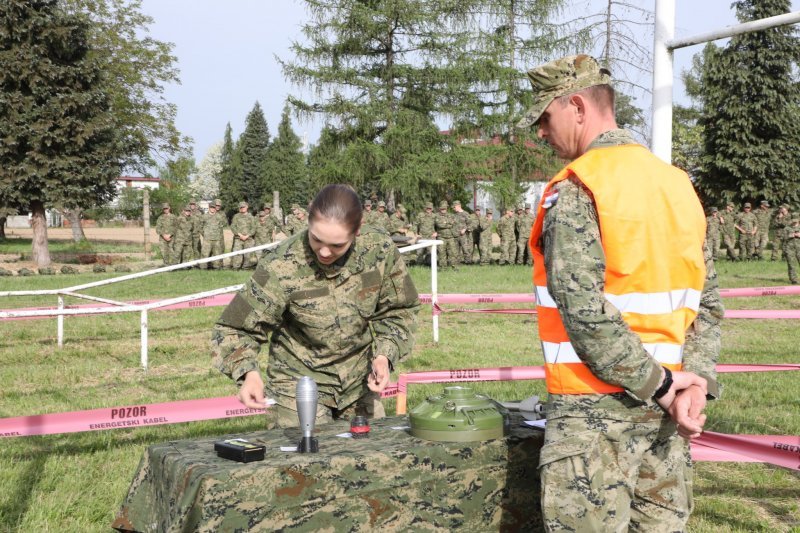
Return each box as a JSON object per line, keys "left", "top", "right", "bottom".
{"left": 726, "top": 206, "right": 733, "bottom": 213}
{"left": 439, "top": 208, "right": 446, "bottom": 214}
{"left": 454, "top": 205, "right": 462, "bottom": 212}
{"left": 365, "top": 205, "right": 372, "bottom": 211}
{"left": 536, "top": 96, "right": 580, "bottom": 160}
{"left": 209, "top": 206, "right": 216, "bottom": 214}
{"left": 425, "top": 207, "right": 432, "bottom": 213}
{"left": 743, "top": 206, "right": 751, "bottom": 213}
{"left": 240, "top": 206, "right": 247, "bottom": 214}
{"left": 162, "top": 207, "right": 170, "bottom": 214}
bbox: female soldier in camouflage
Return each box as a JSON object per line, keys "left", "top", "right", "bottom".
{"left": 211, "top": 184, "right": 420, "bottom": 428}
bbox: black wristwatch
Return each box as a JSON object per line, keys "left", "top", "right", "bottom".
{"left": 652, "top": 368, "right": 673, "bottom": 400}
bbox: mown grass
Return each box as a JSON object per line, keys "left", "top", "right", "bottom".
{"left": 0, "top": 237, "right": 145, "bottom": 256}
{"left": 0, "top": 259, "right": 798, "bottom": 532}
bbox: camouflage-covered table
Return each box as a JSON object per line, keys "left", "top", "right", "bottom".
{"left": 112, "top": 416, "right": 544, "bottom": 532}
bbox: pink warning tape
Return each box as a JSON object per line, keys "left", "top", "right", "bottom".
{"left": 692, "top": 432, "right": 800, "bottom": 471}
{"left": 0, "top": 384, "right": 399, "bottom": 439}
{"left": 719, "top": 285, "right": 800, "bottom": 298}
{"left": 433, "top": 305, "right": 800, "bottom": 319}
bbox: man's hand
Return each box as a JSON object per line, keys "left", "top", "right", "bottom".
{"left": 655, "top": 371, "right": 708, "bottom": 440}
{"left": 367, "top": 355, "right": 391, "bottom": 392}
{"left": 668, "top": 385, "right": 707, "bottom": 440}
{"left": 238, "top": 370, "right": 266, "bottom": 409}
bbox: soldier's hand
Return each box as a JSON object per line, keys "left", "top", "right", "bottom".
{"left": 238, "top": 371, "right": 266, "bottom": 409}
{"left": 654, "top": 370, "right": 706, "bottom": 412}
{"left": 368, "top": 355, "right": 390, "bottom": 393}
{"left": 669, "top": 384, "right": 707, "bottom": 440}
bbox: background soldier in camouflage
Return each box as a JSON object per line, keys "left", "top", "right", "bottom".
{"left": 720, "top": 203, "right": 739, "bottom": 260}
{"left": 387, "top": 205, "right": 412, "bottom": 246}
{"left": 373, "top": 200, "right": 390, "bottom": 231}
{"left": 496, "top": 208, "right": 516, "bottom": 265}
{"left": 171, "top": 205, "right": 194, "bottom": 265}
{"left": 230, "top": 201, "right": 256, "bottom": 269}
{"left": 188, "top": 198, "right": 203, "bottom": 259}
{"left": 200, "top": 201, "right": 226, "bottom": 270}
{"left": 771, "top": 204, "right": 791, "bottom": 261}
{"left": 518, "top": 54, "right": 722, "bottom": 533}
{"left": 706, "top": 207, "right": 722, "bottom": 260}
{"left": 155, "top": 203, "right": 176, "bottom": 266}
{"left": 469, "top": 206, "right": 481, "bottom": 263}
{"left": 283, "top": 206, "right": 307, "bottom": 236}
{"left": 478, "top": 207, "right": 494, "bottom": 264}
{"left": 784, "top": 216, "right": 800, "bottom": 284}
{"left": 414, "top": 201, "right": 436, "bottom": 266}
{"left": 254, "top": 206, "right": 277, "bottom": 246}
{"left": 434, "top": 201, "right": 458, "bottom": 268}
{"left": 735, "top": 202, "right": 758, "bottom": 260}
{"left": 515, "top": 204, "right": 534, "bottom": 265}
{"left": 362, "top": 199, "right": 375, "bottom": 226}
{"left": 754, "top": 200, "right": 773, "bottom": 259}
{"left": 211, "top": 184, "right": 419, "bottom": 429}
{"left": 452, "top": 200, "right": 472, "bottom": 264}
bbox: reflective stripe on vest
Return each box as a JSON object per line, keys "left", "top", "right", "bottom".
{"left": 529, "top": 144, "right": 706, "bottom": 395}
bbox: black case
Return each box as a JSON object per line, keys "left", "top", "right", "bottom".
{"left": 214, "top": 438, "right": 266, "bottom": 463}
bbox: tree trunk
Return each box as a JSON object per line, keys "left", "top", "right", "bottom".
{"left": 0, "top": 217, "right": 6, "bottom": 240}
{"left": 63, "top": 208, "right": 86, "bottom": 242}
{"left": 30, "top": 200, "right": 52, "bottom": 268}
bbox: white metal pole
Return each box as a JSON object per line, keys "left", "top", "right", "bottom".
{"left": 431, "top": 243, "right": 439, "bottom": 343}
{"left": 57, "top": 296, "right": 64, "bottom": 348}
{"left": 140, "top": 309, "right": 148, "bottom": 370}
{"left": 651, "top": 0, "right": 676, "bottom": 163}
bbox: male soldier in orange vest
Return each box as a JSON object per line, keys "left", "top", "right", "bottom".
{"left": 518, "top": 54, "right": 723, "bottom": 532}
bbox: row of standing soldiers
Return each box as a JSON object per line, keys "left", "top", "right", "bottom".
{"left": 155, "top": 199, "right": 309, "bottom": 269}
{"left": 401, "top": 200, "right": 536, "bottom": 268}
{"left": 705, "top": 200, "right": 800, "bottom": 284}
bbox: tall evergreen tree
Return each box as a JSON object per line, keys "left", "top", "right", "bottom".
{"left": 0, "top": 0, "right": 123, "bottom": 267}
{"left": 694, "top": 0, "right": 800, "bottom": 206}
{"left": 237, "top": 102, "right": 270, "bottom": 212}
{"left": 218, "top": 122, "right": 241, "bottom": 220}
{"left": 265, "top": 104, "right": 310, "bottom": 209}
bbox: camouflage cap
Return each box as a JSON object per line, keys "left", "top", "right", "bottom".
{"left": 517, "top": 54, "right": 611, "bottom": 129}
{"left": 364, "top": 200, "right": 373, "bottom": 207}
{"left": 424, "top": 202, "right": 433, "bottom": 209}
{"left": 780, "top": 203, "right": 790, "bottom": 209}
{"left": 239, "top": 201, "right": 248, "bottom": 208}
{"left": 377, "top": 201, "right": 386, "bottom": 207}
{"left": 183, "top": 204, "right": 192, "bottom": 212}
{"left": 486, "top": 207, "right": 493, "bottom": 214}
{"left": 452, "top": 200, "right": 461, "bottom": 207}
{"left": 262, "top": 205, "right": 271, "bottom": 211}
{"left": 744, "top": 202, "right": 752, "bottom": 208}
{"left": 189, "top": 198, "right": 197, "bottom": 204}
{"left": 710, "top": 206, "right": 719, "bottom": 213}
{"left": 258, "top": 209, "right": 267, "bottom": 216}
{"left": 214, "top": 199, "right": 222, "bottom": 206}
{"left": 791, "top": 216, "right": 800, "bottom": 224}
{"left": 525, "top": 203, "right": 532, "bottom": 209}
{"left": 726, "top": 202, "right": 734, "bottom": 208}
{"left": 161, "top": 203, "right": 170, "bottom": 209}
{"left": 439, "top": 201, "right": 448, "bottom": 209}
{"left": 474, "top": 206, "right": 481, "bottom": 211}
{"left": 760, "top": 200, "right": 770, "bottom": 206}
{"left": 291, "top": 203, "right": 300, "bottom": 210}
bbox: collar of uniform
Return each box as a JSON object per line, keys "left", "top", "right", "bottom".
{"left": 586, "top": 128, "right": 636, "bottom": 151}
{"left": 303, "top": 231, "right": 362, "bottom": 280}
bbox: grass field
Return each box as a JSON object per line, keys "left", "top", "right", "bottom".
{"left": 0, "top": 258, "right": 798, "bottom": 532}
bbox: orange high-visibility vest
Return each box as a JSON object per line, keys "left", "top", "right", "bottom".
{"left": 529, "top": 144, "right": 706, "bottom": 395}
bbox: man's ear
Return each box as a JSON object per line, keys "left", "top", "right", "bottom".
{"left": 570, "top": 94, "right": 586, "bottom": 122}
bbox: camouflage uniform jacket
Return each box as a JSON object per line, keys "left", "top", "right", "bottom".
{"left": 434, "top": 212, "right": 455, "bottom": 238}
{"left": 387, "top": 214, "right": 410, "bottom": 237}
{"left": 755, "top": 208, "right": 773, "bottom": 233}
{"left": 705, "top": 214, "right": 720, "bottom": 239}
{"left": 453, "top": 210, "right": 469, "bottom": 236}
{"left": 189, "top": 210, "right": 203, "bottom": 238}
{"left": 211, "top": 228, "right": 420, "bottom": 410}
{"left": 201, "top": 212, "right": 226, "bottom": 241}
{"left": 515, "top": 213, "right": 534, "bottom": 239}
{"left": 231, "top": 212, "right": 256, "bottom": 239}
{"left": 736, "top": 211, "right": 758, "bottom": 233}
{"left": 372, "top": 211, "right": 390, "bottom": 231}
{"left": 174, "top": 215, "right": 192, "bottom": 243}
{"left": 155, "top": 213, "right": 177, "bottom": 241}
{"left": 283, "top": 216, "right": 307, "bottom": 236}
{"left": 415, "top": 211, "right": 436, "bottom": 238}
{"left": 496, "top": 215, "right": 515, "bottom": 240}
{"left": 254, "top": 216, "right": 278, "bottom": 245}
{"left": 720, "top": 211, "right": 737, "bottom": 237}
{"left": 540, "top": 129, "right": 724, "bottom": 421}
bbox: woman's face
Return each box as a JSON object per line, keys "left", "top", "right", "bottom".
{"left": 308, "top": 217, "right": 356, "bottom": 265}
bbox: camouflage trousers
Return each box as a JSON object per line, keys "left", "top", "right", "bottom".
{"left": 772, "top": 236, "right": 785, "bottom": 261}
{"left": 264, "top": 388, "right": 385, "bottom": 429}
{"left": 499, "top": 237, "right": 515, "bottom": 264}
{"left": 230, "top": 237, "right": 255, "bottom": 269}
{"left": 786, "top": 239, "right": 800, "bottom": 284}
{"left": 171, "top": 242, "right": 193, "bottom": 265}
{"left": 200, "top": 240, "right": 224, "bottom": 269}
{"left": 158, "top": 239, "right": 174, "bottom": 266}
{"left": 739, "top": 232, "right": 756, "bottom": 259}
{"left": 722, "top": 233, "right": 738, "bottom": 260}
{"left": 438, "top": 237, "right": 460, "bottom": 267}
{"left": 192, "top": 236, "right": 202, "bottom": 259}
{"left": 516, "top": 237, "right": 531, "bottom": 265}
{"left": 707, "top": 232, "right": 721, "bottom": 260}
{"left": 458, "top": 233, "right": 474, "bottom": 263}
{"left": 755, "top": 231, "right": 769, "bottom": 259}
{"left": 540, "top": 415, "right": 692, "bottom": 532}
{"left": 478, "top": 235, "right": 492, "bottom": 264}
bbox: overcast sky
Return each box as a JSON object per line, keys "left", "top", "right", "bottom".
{"left": 138, "top": 0, "right": 800, "bottom": 166}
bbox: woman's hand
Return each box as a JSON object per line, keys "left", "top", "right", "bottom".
{"left": 368, "top": 355, "right": 391, "bottom": 392}
{"left": 238, "top": 371, "right": 266, "bottom": 409}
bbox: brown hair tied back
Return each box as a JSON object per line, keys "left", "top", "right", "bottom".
{"left": 308, "top": 184, "right": 363, "bottom": 235}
